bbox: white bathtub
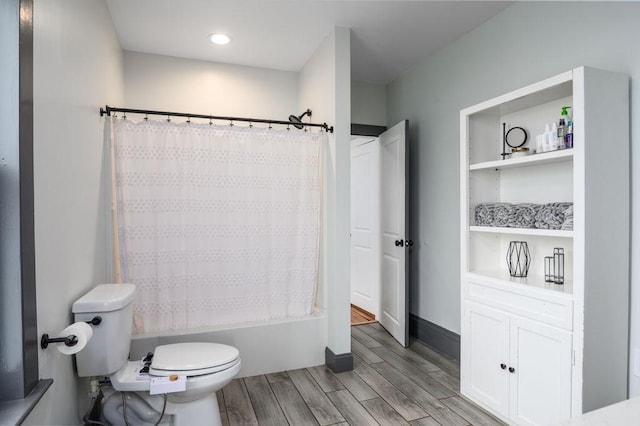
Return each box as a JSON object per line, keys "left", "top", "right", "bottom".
{"left": 129, "top": 312, "right": 327, "bottom": 378}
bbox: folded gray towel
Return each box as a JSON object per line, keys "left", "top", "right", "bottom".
{"left": 474, "top": 203, "right": 493, "bottom": 226}
{"left": 535, "top": 202, "right": 573, "bottom": 230}
{"left": 475, "top": 203, "right": 508, "bottom": 226}
{"left": 493, "top": 204, "right": 514, "bottom": 227}
{"left": 510, "top": 203, "right": 540, "bottom": 228}
{"left": 561, "top": 205, "right": 574, "bottom": 230}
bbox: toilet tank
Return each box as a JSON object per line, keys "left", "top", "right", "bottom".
{"left": 72, "top": 284, "right": 136, "bottom": 377}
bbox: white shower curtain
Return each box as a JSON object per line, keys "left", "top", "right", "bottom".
{"left": 110, "top": 118, "right": 323, "bottom": 334}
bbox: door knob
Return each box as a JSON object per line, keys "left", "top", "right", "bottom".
{"left": 405, "top": 240, "right": 414, "bottom": 246}
{"left": 500, "top": 363, "right": 507, "bottom": 370}
{"left": 395, "top": 240, "right": 404, "bottom": 247}
{"left": 509, "top": 367, "right": 515, "bottom": 373}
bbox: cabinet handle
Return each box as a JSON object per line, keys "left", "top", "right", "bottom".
{"left": 509, "top": 367, "right": 515, "bottom": 373}
{"left": 395, "top": 240, "right": 404, "bottom": 247}
{"left": 500, "top": 363, "right": 506, "bottom": 370}
{"left": 405, "top": 240, "right": 414, "bottom": 246}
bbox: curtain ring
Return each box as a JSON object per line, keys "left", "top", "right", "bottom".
{"left": 229, "top": 120, "right": 234, "bottom": 127}
{"left": 167, "top": 115, "right": 171, "bottom": 122}
{"left": 144, "top": 113, "right": 148, "bottom": 121}
{"left": 186, "top": 116, "right": 191, "bottom": 124}
{"left": 122, "top": 112, "right": 127, "bottom": 120}
{"left": 209, "top": 117, "right": 212, "bottom": 126}
{"left": 287, "top": 124, "right": 290, "bottom": 131}
{"left": 249, "top": 121, "right": 253, "bottom": 128}
{"left": 268, "top": 123, "right": 272, "bottom": 130}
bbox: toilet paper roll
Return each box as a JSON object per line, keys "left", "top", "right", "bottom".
{"left": 56, "top": 322, "right": 94, "bottom": 355}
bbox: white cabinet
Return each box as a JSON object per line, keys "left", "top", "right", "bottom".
{"left": 463, "top": 301, "right": 510, "bottom": 418}
{"left": 508, "top": 312, "right": 572, "bottom": 426}
{"left": 463, "top": 301, "right": 572, "bottom": 425}
{"left": 460, "top": 67, "right": 629, "bottom": 424}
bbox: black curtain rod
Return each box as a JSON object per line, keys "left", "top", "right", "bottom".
{"left": 99, "top": 105, "right": 334, "bottom": 133}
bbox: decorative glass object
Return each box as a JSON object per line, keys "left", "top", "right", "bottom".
{"left": 553, "top": 248, "right": 565, "bottom": 284}
{"left": 544, "top": 248, "right": 565, "bottom": 285}
{"left": 545, "top": 256, "right": 554, "bottom": 282}
{"left": 506, "top": 241, "right": 530, "bottom": 278}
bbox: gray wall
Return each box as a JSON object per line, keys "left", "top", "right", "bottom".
{"left": 24, "top": 0, "right": 124, "bottom": 423}
{"left": 351, "top": 80, "right": 386, "bottom": 126}
{"left": 123, "top": 51, "right": 299, "bottom": 120}
{"left": 386, "top": 1, "right": 640, "bottom": 395}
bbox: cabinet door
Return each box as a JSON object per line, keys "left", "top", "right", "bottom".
{"left": 509, "top": 316, "right": 572, "bottom": 425}
{"left": 462, "top": 301, "right": 510, "bottom": 418}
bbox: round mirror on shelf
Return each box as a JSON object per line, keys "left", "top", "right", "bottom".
{"left": 505, "top": 126, "right": 528, "bottom": 148}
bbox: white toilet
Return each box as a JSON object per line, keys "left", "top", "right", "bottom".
{"left": 73, "top": 284, "right": 241, "bottom": 426}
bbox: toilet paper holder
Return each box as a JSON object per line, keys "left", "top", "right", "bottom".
{"left": 40, "top": 334, "right": 79, "bottom": 349}
{"left": 40, "top": 316, "right": 102, "bottom": 349}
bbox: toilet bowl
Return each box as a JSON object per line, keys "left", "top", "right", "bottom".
{"left": 102, "top": 343, "right": 241, "bottom": 425}
{"left": 72, "top": 284, "right": 241, "bottom": 426}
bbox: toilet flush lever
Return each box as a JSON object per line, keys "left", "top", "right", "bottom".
{"left": 85, "top": 316, "right": 102, "bottom": 326}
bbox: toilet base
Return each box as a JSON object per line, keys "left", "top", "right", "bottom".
{"left": 102, "top": 386, "right": 222, "bottom": 426}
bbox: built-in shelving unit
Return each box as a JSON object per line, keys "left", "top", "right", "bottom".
{"left": 460, "top": 67, "right": 629, "bottom": 425}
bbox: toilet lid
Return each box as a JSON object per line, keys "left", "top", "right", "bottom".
{"left": 149, "top": 342, "right": 240, "bottom": 377}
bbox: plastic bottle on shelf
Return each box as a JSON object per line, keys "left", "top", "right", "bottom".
{"left": 557, "top": 118, "right": 566, "bottom": 149}
{"left": 558, "top": 106, "right": 571, "bottom": 149}
{"left": 536, "top": 132, "right": 545, "bottom": 153}
{"left": 542, "top": 124, "right": 551, "bottom": 152}
{"left": 550, "top": 122, "right": 559, "bottom": 150}
{"left": 565, "top": 119, "right": 573, "bottom": 148}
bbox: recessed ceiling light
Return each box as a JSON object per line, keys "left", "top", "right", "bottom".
{"left": 209, "top": 33, "right": 231, "bottom": 45}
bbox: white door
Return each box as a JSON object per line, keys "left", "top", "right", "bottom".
{"left": 509, "top": 316, "right": 572, "bottom": 425}
{"left": 350, "top": 137, "right": 380, "bottom": 316}
{"left": 379, "top": 120, "right": 409, "bottom": 346}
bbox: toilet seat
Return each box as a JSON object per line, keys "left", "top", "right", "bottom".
{"left": 150, "top": 342, "right": 240, "bottom": 377}
{"left": 110, "top": 342, "right": 240, "bottom": 392}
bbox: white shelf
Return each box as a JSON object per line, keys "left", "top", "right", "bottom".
{"left": 469, "top": 149, "right": 573, "bottom": 171}
{"left": 467, "top": 270, "right": 573, "bottom": 296}
{"left": 470, "top": 226, "right": 573, "bottom": 238}
{"left": 462, "top": 71, "right": 573, "bottom": 116}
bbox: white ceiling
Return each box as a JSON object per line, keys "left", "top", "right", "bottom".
{"left": 106, "top": 1, "right": 512, "bottom": 84}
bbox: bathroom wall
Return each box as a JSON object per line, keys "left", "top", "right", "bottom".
{"left": 351, "top": 80, "right": 386, "bottom": 126}
{"left": 123, "top": 51, "right": 298, "bottom": 121}
{"left": 24, "top": 0, "right": 124, "bottom": 424}
{"left": 385, "top": 1, "right": 640, "bottom": 395}
{"left": 299, "top": 27, "right": 352, "bottom": 360}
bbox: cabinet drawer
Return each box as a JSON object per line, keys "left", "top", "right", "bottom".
{"left": 465, "top": 278, "right": 573, "bottom": 330}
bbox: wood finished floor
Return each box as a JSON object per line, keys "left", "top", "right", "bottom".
{"left": 218, "top": 323, "right": 505, "bottom": 425}
{"left": 350, "top": 305, "right": 376, "bottom": 326}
